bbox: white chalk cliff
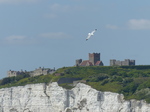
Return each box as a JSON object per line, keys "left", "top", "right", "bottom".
{"left": 0, "top": 82, "right": 150, "bottom": 112}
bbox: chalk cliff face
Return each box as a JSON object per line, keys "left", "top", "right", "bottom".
{"left": 0, "top": 82, "right": 150, "bottom": 112}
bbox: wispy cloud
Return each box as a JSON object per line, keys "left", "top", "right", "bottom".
{"left": 2, "top": 32, "right": 71, "bottom": 45}
{"left": 49, "top": 3, "right": 87, "bottom": 12}
{"left": 0, "top": 0, "right": 41, "bottom": 4}
{"left": 5, "top": 35, "right": 26, "bottom": 41}
{"left": 50, "top": 3, "right": 70, "bottom": 12}
{"left": 44, "top": 3, "right": 70, "bottom": 19}
{"left": 45, "top": 3, "right": 86, "bottom": 19}
{"left": 44, "top": 13, "right": 57, "bottom": 19}
{"left": 40, "top": 32, "right": 72, "bottom": 39}
{"left": 127, "top": 19, "right": 150, "bottom": 30}
{"left": 105, "top": 24, "right": 118, "bottom": 29}
{"left": 3, "top": 35, "right": 37, "bottom": 45}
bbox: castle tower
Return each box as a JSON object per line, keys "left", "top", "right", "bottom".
{"left": 129, "top": 60, "right": 135, "bottom": 65}
{"left": 76, "top": 59, "right": 82, "bottom": 66}
{"left": 89, "top": 53, "right": 100, "bottom": 65}
{"left": 110, "top": 59, "right": 116, "bottom": 66}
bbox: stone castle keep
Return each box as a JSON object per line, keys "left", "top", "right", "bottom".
{"left": 76, "top": 53, "right": 104, "bottom": 66}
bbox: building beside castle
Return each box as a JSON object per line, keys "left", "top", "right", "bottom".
{"left": 7, "top": 67, "right": 55, "bottom": 77}
{"left": 110, "top": 59, "right": 135, "bottom": 66}
{"left": 76, "top": 53, "right": 104, "bottom": 66}
{"left": 30, "top": 67, "right": 55, "bottom": 77}
{"left": 7, "top": 70, "right": 26, "bottom": 77}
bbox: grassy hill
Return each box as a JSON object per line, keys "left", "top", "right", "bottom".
{"left": 1, "top": 65, "right": 150, "bottom": 103}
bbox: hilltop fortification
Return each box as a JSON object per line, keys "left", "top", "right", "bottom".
{"left": 76, "top": 53, "right": 104, "bottom": 66}
{"left": 7, "top": 67, "right": 55, "bottom": 77}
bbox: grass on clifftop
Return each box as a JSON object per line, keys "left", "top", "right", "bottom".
{"left": 1, "top": 65, "right": 150, "bottom": 103}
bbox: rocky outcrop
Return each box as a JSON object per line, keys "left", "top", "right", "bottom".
{"left": 0, "top": 82, "right": 150, "bottom": 112}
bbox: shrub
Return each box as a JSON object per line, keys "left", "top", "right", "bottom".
{"left": 101, "top": 79, "right": 109, "bottom": 85}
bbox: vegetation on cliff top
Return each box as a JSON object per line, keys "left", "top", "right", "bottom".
{"left": 1, "top": 65, "right": 150, "bottom": 103}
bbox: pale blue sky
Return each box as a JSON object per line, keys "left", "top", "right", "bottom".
{"left": 0, "top": 0, "right": 150, "bottom": 78}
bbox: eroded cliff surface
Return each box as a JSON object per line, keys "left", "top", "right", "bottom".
{"left": 0, "top": 82, "right": 149, "bottom": 112}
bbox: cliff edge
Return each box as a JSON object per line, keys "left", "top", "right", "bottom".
{"left": 0, "top": 82, "right": 149, "bottom": 112}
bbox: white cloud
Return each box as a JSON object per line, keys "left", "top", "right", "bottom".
{"left": 44, "top": 4, "right": 70, "bottom": 19}
{"left": 3, "top": 35, "right": 36, "bottom": 45}
{"left": 5, "top": 35, "right": 26, "bottom": 41}
{"left": 50, "top": 3, "right": 70, "bottom": 12}
{"left": 44, "top": 13, "right": 57, "bottom": 19}
{"left": 2, "top": 32, "right": 71, "bottom": 45}
{"left": 0, "top": 0, "right": 40, "bottom": 4}
{"left": 45, "top": 3, "right": 87, "bottom": 19}
{"left": 127, "top": 19, "right": 150, "bottom": 30}
{"left": 49, "top": 3, "right": 87, "bottom": 12}
{"left": 106, "top": 24, "right": 118, "bottom": 29}
{"left": 40, "top": 32, "right": 72, "bottom": 39}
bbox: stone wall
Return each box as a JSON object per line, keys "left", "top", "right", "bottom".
{"left": 110, "top": 59, "right": 135, "bottom": 66}
{"left": 7, "top": 67, "right": 55, "bottom": 77}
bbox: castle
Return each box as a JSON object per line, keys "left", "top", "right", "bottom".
{"left": 76, "top": 53, "right": 104, "bottom": 66}
{"left": 7, "top": 53, "right": 136, "bottom": 78}
{"left": 7, "top": 70, "right": 26, "bottom": 77}
{"left": 76, "top": 53, "right": 135, "bottom": 67}
{"left": 29, "top": 67, "right": 55, "bottom": 77}
{"left": 110, "top": 59, "right": 135, "bottom": 66}
{"left": 7, "top": 67, "right": 55, "bottom": 77}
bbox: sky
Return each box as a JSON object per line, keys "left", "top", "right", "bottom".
{"left": 0, "top": 0, "right": 150, "bottom": 78}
